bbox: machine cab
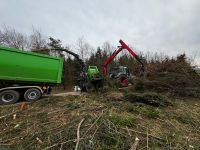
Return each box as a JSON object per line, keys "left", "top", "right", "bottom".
{"left": 109, "top": 66, "right": 130, "bottom": 79}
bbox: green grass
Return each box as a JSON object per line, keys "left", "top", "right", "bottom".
{"left": 108, "top": 112, "right": 136, "bottom": 127}
{"left": 0, "top": 94, "right": 200, "bottom": 150}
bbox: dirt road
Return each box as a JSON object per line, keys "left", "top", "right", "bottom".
{"left": 52, "top": 91, "right": 81, "bottom": 97}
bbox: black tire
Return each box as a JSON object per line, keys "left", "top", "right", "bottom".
{"left": 24, "top": 88, "right": 42, "bottom": 102}
{"left": 85, "top": 82, "right": 95, "bottom": 92}
{"left": 0, "top": 90, "right": 20, "bottom": 105}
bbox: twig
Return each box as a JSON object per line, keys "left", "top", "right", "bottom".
{"left": 157, "top": 118, "right": 178, "bottom": 130}
{"left": 44, "top": 138, "right": 85, "bottom": 150}
{"left": 75, "top": 118, "right": 85, "bottom": 150}
{"left": 126, "top": 126, "right": 132, "bottom": 137}
{"left": 91, "top": 124, "right": 100, "bottom": 141}
{"left": 105, "top": 122, "right": 129, "bottom": 137}
{"left": 106, "top": 119, "right": 117, "bottom": 131}
{"left": 147, "top": 128, "right": 149, "bottom": 150}
{"left": 130, "top": 137, "right": 140, "bottom": 150}
{"left": 83, "top": 111, "right": 105, "bottom": 137}
{"left": 121, "top": 127, "right": 165, "bottom": 142}
{"left": 167, "top": 119, "right": 178, "bottom": 130}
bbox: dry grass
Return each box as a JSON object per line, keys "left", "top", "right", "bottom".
{"left": 0, "top": 93, "right": 200, "bottom": 150}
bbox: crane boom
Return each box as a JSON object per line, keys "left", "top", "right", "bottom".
{"left": 60, "top": 49, "right": 85, "bottom": 71}
{"left": 103, "top": 47, "right": 123, "bottom": 78}
{"left": 51, "top": 48, "right": 85, "bottom": 72}
{"left": 119, "top": 40, "right": 144, "bottom": 67}
{"left": 103, "top": 40, "right": 144, "bottom": 78}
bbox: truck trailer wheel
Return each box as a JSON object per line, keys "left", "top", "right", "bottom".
{"left": 24, "top": 88, "right": 42, "bottom": 102}
{"left": 0, "top": 90, "right": 20, "bottom": 105}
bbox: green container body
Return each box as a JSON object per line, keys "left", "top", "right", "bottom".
{"left": 0, "top": 46, "right": 64, "bottom": 84}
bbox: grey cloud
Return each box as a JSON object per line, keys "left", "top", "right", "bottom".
{"left": 0, "top": 0, "right": 200, "bottom": 64}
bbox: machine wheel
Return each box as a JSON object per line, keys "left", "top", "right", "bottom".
{"left": 0, "top": 90, "right": 20, "bottom": 105}
{"left": 24, "top": 88, "right": 42, "bottom": 102}
{"left": 85, "top": 82, "right": 95, "bottom": 92}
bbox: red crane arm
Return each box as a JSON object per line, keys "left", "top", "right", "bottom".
{"left": 103, "top": 46, "right": 123, "bottom": 78}
{"left": 103, "top": 39, "right": 144, "bottom": 78}
{"left": 119, "top": 40, "right": 144, "bottom": 67}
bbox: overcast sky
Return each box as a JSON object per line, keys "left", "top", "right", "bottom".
{"left": 0, "top": 0, "right": 200, "bottom": 64}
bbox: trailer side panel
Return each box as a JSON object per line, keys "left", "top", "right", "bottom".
{"left": 0, "top": 46, "right": 63, "bottom": 84}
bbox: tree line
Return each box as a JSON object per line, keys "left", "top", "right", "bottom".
{"left": 0, "top": 26, "right": 196, "bottom": 89}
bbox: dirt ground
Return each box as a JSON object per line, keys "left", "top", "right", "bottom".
{"left": 52, "top": 91, "right": 81, "bottom": 97}
{"left": 0, "top": 92, "right": 200, "bottom": 150}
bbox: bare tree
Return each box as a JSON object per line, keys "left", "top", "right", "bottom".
{"left": 29, "top": 27, "right": 47, "bottom": 50}
{"left": 0, "top": 25, "right": 28, "bottom": 50}
{"left": 189, "top": 50, "right": 200, "bottom": 66}
{"left": 102, "top": 41, "right": 116, "bottom": 54}
{"left": 76, "top": 37, "right": 93, "bottom": 60}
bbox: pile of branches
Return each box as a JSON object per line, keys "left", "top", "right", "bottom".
{"left": 134, "top": 54, "right": 200, "bottom": 97}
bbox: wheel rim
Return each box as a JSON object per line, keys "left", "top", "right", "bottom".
{"left": 28, "top": 91, "right": 37, "bottom": 100}
{"left": 2, "top": 93, "right": 15, "bottom": 103}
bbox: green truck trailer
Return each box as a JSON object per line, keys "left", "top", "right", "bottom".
{"left": 0, "top": 46, "right": 103, "bottom": 105}
{"left": 0, "top": 46, "right": 64, "bottom": 104}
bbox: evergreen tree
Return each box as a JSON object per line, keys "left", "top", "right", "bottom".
{"left": 48, "top": 37, "right": 64, "bottom": 57}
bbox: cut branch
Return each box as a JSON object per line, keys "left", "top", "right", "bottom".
{"left": 75, "top": 118, "right": 85, "bottom": 150}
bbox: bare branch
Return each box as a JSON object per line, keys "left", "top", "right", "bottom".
{"left": 0, "top": 25, "right": 28, "bottom": 50}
